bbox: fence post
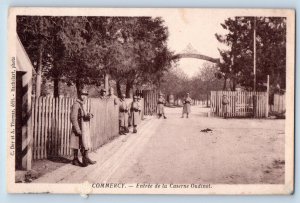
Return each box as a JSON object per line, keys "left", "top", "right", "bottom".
{"left": 27, "top": 96, "right": 34, "bottom": 170}
{"left": 253, "top": 93, "right": 257, "bottom": 118}
{"left": 265, "top": 75, "right": 269, "bottom": 118}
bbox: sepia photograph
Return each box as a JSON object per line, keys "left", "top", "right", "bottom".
{"left": 7, "top": 8, "right": 295, "bottom": 194}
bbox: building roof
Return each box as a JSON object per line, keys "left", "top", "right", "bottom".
{"left": 16, "top": 35, "right": 36, "bottom": 74}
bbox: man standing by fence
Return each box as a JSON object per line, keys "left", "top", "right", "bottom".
{"left": 70, "top": 89, "right": 96, "bottom": 167}
{"left": 222, "top": 94, "right": 229, "bottom": 119}
{"left": 157, "top": 93, "right": 167, "bottom": 119}
{"left": 108, "top": 87, "right": 118, "bottom": 105}
{"left": 119, "top": 93, "right": 129, "bottom": 135}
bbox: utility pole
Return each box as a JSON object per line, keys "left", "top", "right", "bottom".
{"left": 252, "top": 17, "right": 257, "bottom": 117}
{"left": 36, "top": 18, "right": 43, "bottom": 98}
{"left": 104, "top": 73, "right": 109, "bottom": 92}
{"left": 253, "top": 17, "right": 257, "bottom": 92}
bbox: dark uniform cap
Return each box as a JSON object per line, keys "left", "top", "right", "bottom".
{"left": 80, "top": 89, "right": 89, "bottom": 95}
{"left": 100, "top": 88, "right": 106, "bottom": 93}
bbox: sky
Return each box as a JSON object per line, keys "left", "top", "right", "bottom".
{"left": 156, "top": 10, "right": 231, "bottom": 77}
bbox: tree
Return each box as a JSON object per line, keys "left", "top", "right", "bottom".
{"left": 215, "top": 17, "right": 286, "bottom": 91}
{"left": 17, "top": 16, "right": 174, "bottom": 98}
{"left": 160, "top": 62, "right": 223, "bottom": 100}
{"left": 160, "top": 65, "right": 190, "bottom": 98}
{"left": 17, "top": 16, "right": 58, "bottom": 96}
{"left": 49, "top": 16, "right": 106, "bottom": 96}
{"left": 190, "top": 62, "right": 224, "bottom": 99}
{"left": 104, "top": 17, "right": 173, "bottom": 97}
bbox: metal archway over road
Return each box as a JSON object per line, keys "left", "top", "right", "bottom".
{"left": 172, "top": 43, "right": 220, "bottom": 64}
{"left": 173, "top": 53, "right": 220, "bottom": 64}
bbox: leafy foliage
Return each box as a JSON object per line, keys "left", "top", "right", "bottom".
{"left": 17, "top": 16, "right": 173, "bottom": 97}
{"left": 215, "top": 17, "right": 286, "bottom": 91}
{"left": 160, "top": 62, "right": 223, "bottom": 100}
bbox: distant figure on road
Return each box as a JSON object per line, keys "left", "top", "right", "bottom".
{"left": 119, "top": 93, "right": 129, "bottom": 135}
{"left": 157, "top": 93, "right": 167, "bottom": 119}
{"left": 70, "top": 89, "right": 96, "bottom": 167}
{"left": 222, "top": 94, "right": 229, "bottom": 119}
{"left": 130, "top": 95, "right": 141, "bottom": 133}
{"left": 182, "top": 92, "right": 192, "bottom": 118}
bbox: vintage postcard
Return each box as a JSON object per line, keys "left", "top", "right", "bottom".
{"left": 7, "top": 8, "right": 295, "bottom": 195}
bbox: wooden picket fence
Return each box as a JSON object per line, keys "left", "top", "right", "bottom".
{"left": 31, "top": 97, "right": 143, "bottom": 160}
{"left": 270, "top": 93, "right": 285, "bottom": 113}
{"left": 210, "top": 91, "right": 268, "bottom": 118}
{"left": 31, "top": 97, "right": 74, "bottom": 160}
{"left": 88, "top": 98, "right": 119, "bottom": 152}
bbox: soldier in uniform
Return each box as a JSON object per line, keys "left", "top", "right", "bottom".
{"left": 108, "top": 87, "right": 118, "bottom": 105}
{"left": 157, "top": 93, "right": 167, "bottom": 119}
{"left": 138, "top": 95, "right": 142, "bottom": 102}
{"left": 119, "top": 93, "right": 129, "bottom": 135}
{"left": 130, "top": 95, "right": 141, "bottom": 133}
{"left": 70, "top": 89, "right": 96, "bottom": 167}
{"left": 222, "top": 94, "right": 229, "bottom": 119}
{"left": 99, "top": 88, "right": 107, "bottom": 99}
{"left": 182, "top": 92, "right": 192, "bottom": 118}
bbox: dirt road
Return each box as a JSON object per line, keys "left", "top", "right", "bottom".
{"left": 35, "top": 106, "right": 285, "bottom": 184}
{"left": 110, "top": 106, "right": 285, "bottom": 184}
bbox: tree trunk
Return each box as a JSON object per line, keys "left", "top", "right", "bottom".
{"left": 52, "top": 59, "right": 60, "bottom": 98}
{"left": 53, "top": 78, "right": 59, "bottom": 98}
{"left": 75, "top": 80, "right": 82, "bottom": 98}
{"left": 206, "top": 93, "right": 209, "bottom": 108}
{"left": 223, "top": 77, "right": 227, "bottom": 90}
{"left": 232, "top": 78, "right": 236, "bottom": 91}
{"left": 116, "top": 80, "right": 122, "bottom": 98}
{"left": 35, "top": 44, "right": 43, "bottom": 97}
{"left": 125, "top": 81, "right": 132, "bottom": 98}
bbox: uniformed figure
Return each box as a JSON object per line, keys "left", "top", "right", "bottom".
{"left": 108, "top": 87, "right": 118, "bottom": 105}
{"left": 222, "top": 94, "right": 229, "bottom": 119}
{"left": 70, "top": 89, "right": 96, "bottom": 167}
{"left": 157, "top": 93, "right": 167, "bottom": 119}
{"left": 182, "top": 93, "right": 192, "bottom": 118}
{"left": 99, "top": 88, "right": 107, "bottom": 99}
{"left": 130, "top": 95, "right": 141, "bottom": 133}
{"left": 119, "top": 93, "right": 129, "bottom": 135}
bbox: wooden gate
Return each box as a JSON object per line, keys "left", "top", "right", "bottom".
{"left": 210, "top": 91, "right": 268, "bottom": 118}
{"left": 142, "top": 90, "right": 159, "bottom": 115}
